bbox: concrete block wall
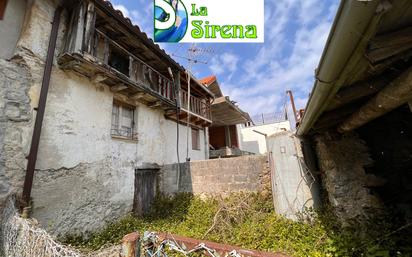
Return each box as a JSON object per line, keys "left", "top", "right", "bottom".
{"left": 159, "top": 155, "right": 270, "bottom": 195}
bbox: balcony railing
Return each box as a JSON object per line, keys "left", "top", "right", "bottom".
{"left": 91, "top": 29, "right": 175, "bottom": 102}
{"left": 86, "top": 29, "right": 211, "bottom": 121}
{"left": 181, "top": 90, "right": 211, "bottom": 120}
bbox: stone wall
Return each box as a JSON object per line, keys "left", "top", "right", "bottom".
{"left": 315, "top": 132, "right": 383, "bottom": 225}
{"left": 0, "top": 59, "right": 32, "bottom": 208}
{"left": 159, "top": 155, "right": 270, "bottom": 196}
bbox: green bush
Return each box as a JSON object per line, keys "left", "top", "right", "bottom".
{"left": 63, "top": 193, "right": 411, "bottom": 256}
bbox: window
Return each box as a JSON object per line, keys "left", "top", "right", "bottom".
{"left": 111, "top": 102, "right": 137, "bottom": 140}
{"left": 192, "top": 128, "right": 200, "bottom": 150}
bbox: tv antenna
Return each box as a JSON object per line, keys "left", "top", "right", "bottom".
{"left": 174, "top": 43, "right": 214, "bottom": 161}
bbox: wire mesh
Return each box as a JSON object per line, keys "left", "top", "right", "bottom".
{"left": 0, "top": 197, "right": 122, "bottom": 257}
{"left": 250, "top": 112, "right": 288, "bottom": 126}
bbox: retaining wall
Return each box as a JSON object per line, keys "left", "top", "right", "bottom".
{"left": 159, "top": 155, "right": 271, "bottom": 196}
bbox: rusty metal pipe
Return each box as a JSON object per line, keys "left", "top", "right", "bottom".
{"left": 286, "top": 90, "right": 298, "bottom": 123}
{"left": 157, "top": 233, "right": 289, "bottom": 257}
{"left": 22, "top": 5, "right": 63, "bottom": 206}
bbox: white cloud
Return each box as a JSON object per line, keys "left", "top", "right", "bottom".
{"left": 111, "top": 0, "right": 339, "bottom": 117}
{"left": 215, "top": 1, "right": 337, "bottom": 117}
{"left": 209, "top": 52, "right": 239, "bottom": 79}
{"left": 113, "top": 4, "right": 153, "bottom": 37}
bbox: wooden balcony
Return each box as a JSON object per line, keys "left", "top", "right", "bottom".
{"left": 165, "top": 90, "right": 212, "bottom": 128}
{"left": 58, "top": 28, "right": 212, "bottom": 127}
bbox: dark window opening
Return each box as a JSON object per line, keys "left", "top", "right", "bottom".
{"left": 192, "top": 128, "right": 200, "bottom": 150}
{"left": 109, "top": 47, "right": 129, "bottom": 76}
{"left": 357, "top": 104, "right": 412, "bottom": 246}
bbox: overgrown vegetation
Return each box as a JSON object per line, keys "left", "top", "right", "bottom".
{"left": 64, "top": 193, "right": 411, "bottom": 256}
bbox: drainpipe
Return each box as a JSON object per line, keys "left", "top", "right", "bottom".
{"left": 22, "top": 5, "right": 63, "bottom": 207}
{"left": 296, "top": 0, "right": 382, "bottom": 136}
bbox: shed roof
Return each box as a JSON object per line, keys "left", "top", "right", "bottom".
{"left": 297, "top": 0, "right": 412, "bottom": 136}
{"left": 199, "top": 75, "right": 250, "bottom": 126}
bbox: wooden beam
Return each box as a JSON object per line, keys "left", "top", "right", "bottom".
{"left": 59, "top": 60, "right": 80, "bottom": 70}
{"left": 194, "top": 117, "right": 204, "bottom": 125}
{"left": 338, "top": 66, "right": 412, "bottom": 132}
{"left": 130, "top": 92, "right": 145, "bottom": 100}
{"left": 148, "top": 101, "right": 162, "bottom": 108}
{"left": 178, "top": 112, "right": 188, "bottom": 120}
{"left": 314, "top": 103, "right": 363, "bottom": 131}
{"left": 69, "top": 2, "right": 86, "bottom": 53}
{"left": 327, "top": 76, "right": 388, "bottom": 111}
{"left": 92, "top": 73, "right": 107, "bottom": 84}
{"left": 110, "top": 84, "right": 128, "bottom": 92}
{"left": 367, "top": 26, "right": 412, "bottom": 63}
{"left": 83, "top": 2, "right": 96, "bottom": 53}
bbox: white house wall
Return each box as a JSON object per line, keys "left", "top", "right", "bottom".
{"left": 239, "top": 121, "right": 291, "bottom": 154}
{"left": 0, "top": 0, "right": 207, "bottom": 236}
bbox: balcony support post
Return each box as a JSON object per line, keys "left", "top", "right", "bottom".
{"left": 84, "top": 2, "right": 96, "bottom": 54}
{"left": 225, "top": 126, "right": 231, "bottom": 147}
{"left": 66, "top": 1, "right": 86, "bottom": 53}
{"left": 174, "top": 71, "right": 181, "bottom": 108}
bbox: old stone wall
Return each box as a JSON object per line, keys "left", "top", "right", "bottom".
{"left": 315, "top": 132, "right": 383, "bottom": 225}
{"left": 0, "top": 59, "right": 32, "bottom": 208}
{"left": 159, "top": 155, "right": 270, "bottom": 196}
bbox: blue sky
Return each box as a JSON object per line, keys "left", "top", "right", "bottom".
{"left": 110, "top": 0, "right": 339, "bottom": 116}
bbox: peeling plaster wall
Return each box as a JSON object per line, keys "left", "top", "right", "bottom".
{"left": 0, "top": 0, "right": 208, "bottom": 236}
{"left": 315, "top": 132, "right": 384, "bottom": 225}
{"left": 32, "top": 70, "right": 207, "bottom": 235}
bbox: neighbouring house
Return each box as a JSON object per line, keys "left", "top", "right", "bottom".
{"left": 239, "top": 112, "right": 291, "bottom": 154}
{"left": 0, "top": 0, "right": 214, "bottom": 236}
{"left": 199, "top": 75, "right": 252, "bottom": 158}
{"left": 297, "top": 0, "right": 412, "bottom": 234}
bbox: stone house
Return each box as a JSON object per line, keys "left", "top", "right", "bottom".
{"left": 297, "top": 0, "right": 412, "bottom": 231}
{"left": 0, "top": 0, "right": 214, "bottom": 236}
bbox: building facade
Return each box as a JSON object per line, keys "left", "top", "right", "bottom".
{"left": 0, "top": 0, "right": 213, "bottom": 236}
{"left": 199, "top": 76, "right": 252, "bottom": 158}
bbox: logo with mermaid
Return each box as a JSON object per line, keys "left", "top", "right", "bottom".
{"left": 154, "top": 0, "right": 188, "bottom": 42}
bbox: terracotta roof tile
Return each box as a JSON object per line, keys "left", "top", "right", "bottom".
{"left": 199, "top": 75, "right": 217, "bottom": 86}
{"left": 99, "top": 0, "right": 183, "bottom": 71}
